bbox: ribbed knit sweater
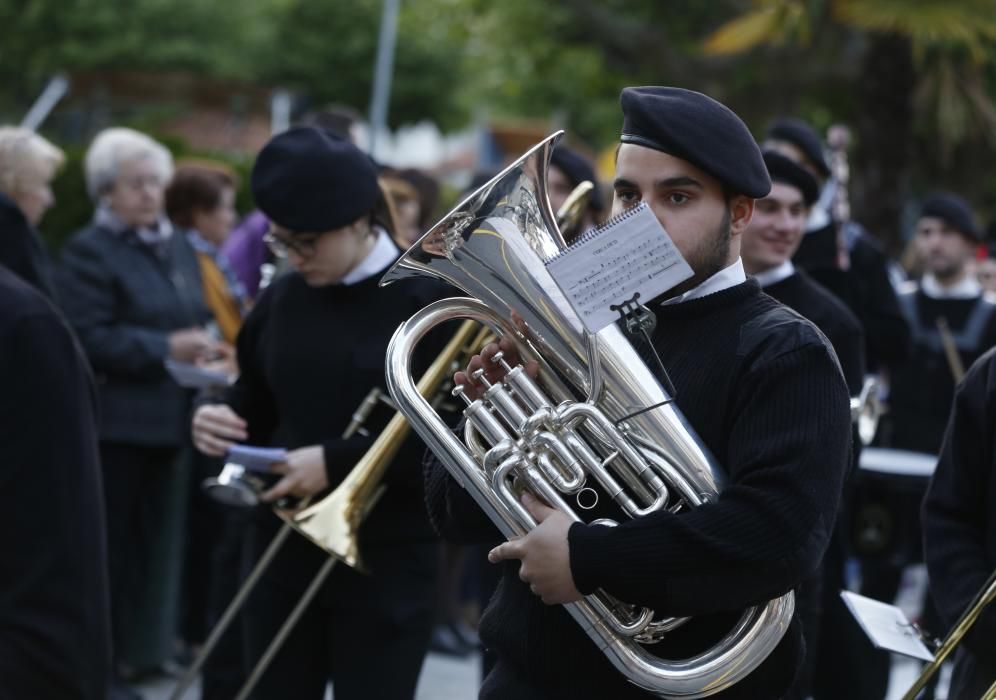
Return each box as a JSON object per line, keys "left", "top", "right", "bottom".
{"left": 424, "top": 279, "right": 852, "bottom": 699}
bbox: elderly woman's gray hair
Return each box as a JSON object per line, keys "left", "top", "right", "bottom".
{"left": 84, "top": 127, "right": 173, "bottom": 200}
{"left": 0, "top": 126, "right": 65, "bottom": 197}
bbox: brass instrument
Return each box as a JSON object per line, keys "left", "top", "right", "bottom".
{"left": 172, "top": 320, "right": 484, "bottom": 700}
{"left": 381, "top": 131, "right": 794, "bottom": 698}
{"left": 901, "top": 570, "right": 996, "bottom": 700}
{"left": 556, "top": 179, "right": 595, "bottom": 244}
{"left": 274, "top": 319, "right": 482, "bottom": 569}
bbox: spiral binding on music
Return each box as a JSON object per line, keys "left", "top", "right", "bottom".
{"left": 545, "top": 202, "right": 651, "bottom": 265}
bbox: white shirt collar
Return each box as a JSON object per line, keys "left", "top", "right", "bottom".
{"left": 659, "top": 257, "right": 747, "bottom": 306}
{"left": 920, "top": 272, "right": 982, "bottom": 300}
{"left": 752, "top": 260, "right": 796, "bottom": 288}
{"left": 341, "top": 227, "right": 399, "bottom": 286}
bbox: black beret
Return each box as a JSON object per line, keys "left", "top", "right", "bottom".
{"left": 765, "top": 118, "right": 831, "bottom": 179}
{"left": 920, "top": 192, "right": 981, "bottom": 241}
{"left": 762, "top": 150, "right": 820, "bottom": 207}
{"left": 251, "top": 126, "right": 378, "bottom": 233}
{"left": 620, "top": 86, "right": 770, "bottom": 199}
{"left": 550, "top": 145, "right": 604, "bottom": 212}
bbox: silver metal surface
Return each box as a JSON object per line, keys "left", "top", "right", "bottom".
{"left": 382, "top": 132, "right": 794, "bottom": 697}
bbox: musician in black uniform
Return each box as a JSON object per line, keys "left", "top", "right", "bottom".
{"left": 191, "top": 127, "right": 446, "bottom": 700}
{"left": 743, "top": 150, "right": 865, "bottom": 395}
{"left": 889, "top": 193, "right": 996, "bottom": 453}
{"left": 763, "top": 117, "right": 910, "bottom": 373}
{"left": 740, "top": 149, "right": 866, "bottom": 699}
{"left": 861, "top": 192, "right": 996, "bottom": 699}
{"left": 425, "top": 87, "right": 852, "bottom": 700}
{"left": 923, "top": 347, "right": 996, "bottom": 698}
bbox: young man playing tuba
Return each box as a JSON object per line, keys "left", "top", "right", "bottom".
{"left": 424, "top": 86, "right": 852, "bottom": 699}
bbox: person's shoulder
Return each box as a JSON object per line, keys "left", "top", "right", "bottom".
{"left": 795, "top": 272, "right": 863, "bottom": 335}
{"left": 960, "top": 346, "right": 996, "bottom": 405}
{"left": 60, "top": 222, "right": 116, "bottom": 259}
{"left": 739, "top": 291, "right": 835, "bottom": 365}
{"left": 0, "top": 267, "right": 66, "bottom": 338}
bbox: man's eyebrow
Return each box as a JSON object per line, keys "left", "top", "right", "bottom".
{"left": 612, "top": 177, "right": 639, "bottom": 189}
{"left": 655, "top": 176, "right": 703, "bottom": 189}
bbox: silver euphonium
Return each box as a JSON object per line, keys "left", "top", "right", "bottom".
{"left": 382, "top": 132, "right": 794, "bottom": 698}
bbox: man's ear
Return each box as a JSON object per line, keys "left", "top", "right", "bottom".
{"left": 729, "top": 195, "right": 754, "bottom": 239}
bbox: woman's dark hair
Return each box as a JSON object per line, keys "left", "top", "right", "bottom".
{"left": 165, "top": 160, "right": 238, "bottom": 229}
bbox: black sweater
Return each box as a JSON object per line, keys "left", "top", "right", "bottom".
{"left": 764, "top": 271, "right": 865, "bottom": 396}
{"left": 425, "top": 279, "right": 852, "bottom": 699}
{"left": 223, "top": 267, "right": 449, "bottom": 555}
{"left": 923, "top": 347, "right": 996, "bottom": 696}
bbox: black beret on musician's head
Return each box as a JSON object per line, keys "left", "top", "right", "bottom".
{"left": 251, "top": 126, "right": 378, "bottom": 233}
{"left": 765, "top": 117, "right": 831, "bottom": 179}
{"left": 550, "top": 145, "right": 604, "bottom": 212}
{"left": 920, "top": 191, "right": 981, "bottom": 242}
{"left": 762, "top": 150, "right": 820, "bottom": 207}
{"left": 619, "top": 86, "right": 771, "bottom": 199}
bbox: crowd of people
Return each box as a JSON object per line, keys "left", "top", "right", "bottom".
{"left": 0, "top": 82, "right": 993, "bottom": 700}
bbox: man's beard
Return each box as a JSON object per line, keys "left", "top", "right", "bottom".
{"left": 662, "top": 209, "right": 733, "bottom": 300}
{"left": 929, "top": 256, "right": 967, "bottom": 284}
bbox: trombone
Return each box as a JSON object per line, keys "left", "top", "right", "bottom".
{"left": 170, "top": 319, "right": 485, "bottom": 700}
{"left": 901, "top": 570, "right": 996, "bottom": 700}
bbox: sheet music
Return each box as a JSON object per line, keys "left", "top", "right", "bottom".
{"left": 545, "top": 203, "right": 693, "bottom": 333}
{"left": 840, "top": 591, "right": 936, "bottom": 662}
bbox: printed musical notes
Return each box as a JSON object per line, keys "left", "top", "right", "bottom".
{"left": 545, "top": 203, "right": 693, "bottom": 333}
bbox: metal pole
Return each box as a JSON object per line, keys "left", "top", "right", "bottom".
{"left": 168, "top": 522, "right": 297, "bottom": 700}
{"left": 270, "top": 89, "right": 293, "bottom": 136}
{"left": 366, "top": 0, "right": 400, "bottom": 158}
{"left": 21, "top": 74, "right": 69, "bottom": 131}
{"left": 233, "top": 556, "right": 339, "bottom": 700}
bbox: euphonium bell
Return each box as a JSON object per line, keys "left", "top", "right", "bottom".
{"left": 381, "top": 131, "right": 794, "bottom": 698}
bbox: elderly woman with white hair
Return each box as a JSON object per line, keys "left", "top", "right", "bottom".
{"left": 0, "top": 126, "right": 64, "bottom": 297}
{"left": 58, "top": 127, "right": 215, "bottom": 687}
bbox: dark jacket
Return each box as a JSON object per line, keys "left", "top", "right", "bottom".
{"left": 923, "top": 347, "right": 996, "bottom": 698}
{"left": 57, "top": 222, "right": 211, "bottom": 446}
{"left": 0, "top": 191, "right": 57, "bottom": 300}
{"left": 0, "top": 266, "right": 111, "bottom": 700}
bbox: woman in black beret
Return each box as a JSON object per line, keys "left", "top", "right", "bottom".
{"left": 191, "top": 127, "right": 447, "bottom": 700}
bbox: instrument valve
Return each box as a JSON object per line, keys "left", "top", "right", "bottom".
{"left": 451, "top": 384, "right": 473, "bottom": 406}
{"left": 472, "top": 367, "right": 494, "bottom": 389}
{"left": 491, "top": 350, "right": 515, "bottom": 374}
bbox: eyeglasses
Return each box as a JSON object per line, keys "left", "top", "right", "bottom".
{"left": 263, "top": 228, "right": 323, "bottom": 259}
